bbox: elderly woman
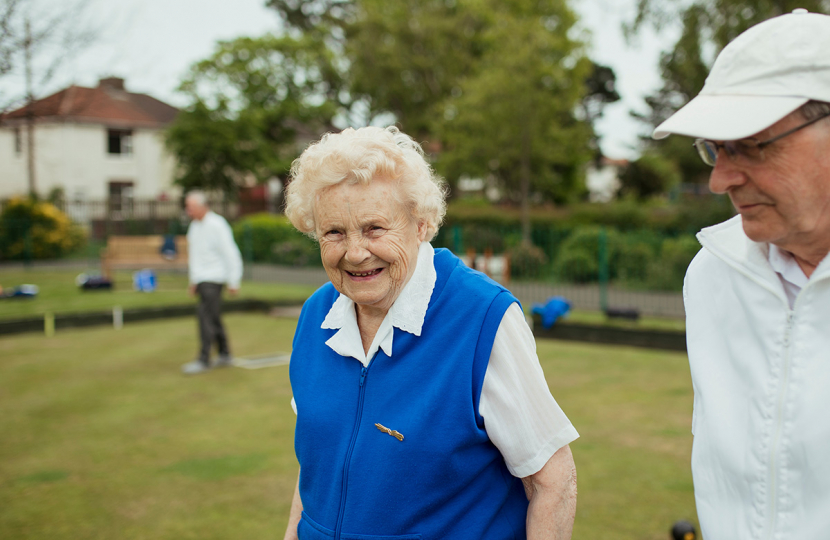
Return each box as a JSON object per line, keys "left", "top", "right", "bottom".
{"left": 283, "top": 126, "right": 578, "bottom": 540}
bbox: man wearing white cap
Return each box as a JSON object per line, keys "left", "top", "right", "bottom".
{"left": 653, "top": 9, "right": 830, "bottom": 540}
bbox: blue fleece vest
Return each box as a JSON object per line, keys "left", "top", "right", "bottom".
{"left": 290, "top": 248, "right": 528, "bottom": 540}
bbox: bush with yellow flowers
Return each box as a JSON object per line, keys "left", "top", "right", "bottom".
{"left": 0, "top": 197, "right": 87, "bottom": 260}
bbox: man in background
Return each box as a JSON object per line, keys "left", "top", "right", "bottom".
{"left": 181, "top": 191, "right": 243, "bottom": 375}
{"left": 652, "top": 9, "right": 830, "bottom": 540}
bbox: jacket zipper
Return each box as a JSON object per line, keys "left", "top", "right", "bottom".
{"left": 334, "top": 365, "right": 369, "bottom": 540}
{"left": 764, "top": 310, "right": 794, "bottom": 539}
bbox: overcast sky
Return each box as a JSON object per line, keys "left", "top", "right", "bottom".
{"left": 2, "top": 0, "right": 675, "bottom": 160}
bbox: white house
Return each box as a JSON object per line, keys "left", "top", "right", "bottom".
{"left": 0, "top": 77, "right": 179, "bottom": 205}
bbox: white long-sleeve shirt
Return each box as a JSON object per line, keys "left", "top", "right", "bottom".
{"left": 187, "top": 211, "right": 243, "bottom": 288}
{"left": 294, "top": 242, "right": 578, "bottom": 477}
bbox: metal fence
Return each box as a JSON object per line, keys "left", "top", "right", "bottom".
{"left": 0, "top": 201, "right": 689, "bottom": 318}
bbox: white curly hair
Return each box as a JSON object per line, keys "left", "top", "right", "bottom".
{"left": 284, "top": 126, "right": 448, "bottom": 241}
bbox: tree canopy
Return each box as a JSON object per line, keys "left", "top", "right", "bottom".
{"left": 169, "top": 0, "right": 618, "bottom": 215}
{"left": 630, "top": 0, "right": 830, "bottom": 184}
{"left": 165, "top": 34, "right": 346, "bottom": 196}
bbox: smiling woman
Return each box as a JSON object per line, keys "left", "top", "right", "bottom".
{"left": 282, "top": 126, "right": 579, "bottom": 540}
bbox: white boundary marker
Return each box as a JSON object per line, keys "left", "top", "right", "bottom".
{"left": 232, "top": 353, "right": 291, "bottom": 370}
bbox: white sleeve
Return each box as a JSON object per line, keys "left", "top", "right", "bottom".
{"left": 217, "top": 217, "right": 243, "bottom": 288}
{"left": 479, "top": 302, "right": 579, "bottom": 478}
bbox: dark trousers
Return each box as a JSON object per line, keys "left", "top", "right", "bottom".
{"left": 196, "top": 282, "right": 229, "bottom": 364}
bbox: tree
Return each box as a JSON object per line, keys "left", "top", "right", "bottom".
{"left": 629, "top": 0, "right": 830, "bottom": 184}
{"left": 260, "top": 0, "right": 615, "bottom": 235}
{"left": 581, "top": 62, "right": 621, "bottom": 162}
{"left": 0, "top": 0, "right": 95, "bottom": 197}
{"left": 264, "top": 0, "right": 355, "bottom": 36}
{"left": 620, "top": 151, "right": 681, "bottom": 200}
{"left": 166, "top": 34, "right": 346, "bottom": 196}
{"left": 344, "top": 0, "right": 488, "bottom": 137}
{"left": 434, "top": 0, "right": 593, "bottom": 244}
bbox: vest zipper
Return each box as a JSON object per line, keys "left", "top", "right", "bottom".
{"left": 334, "top": 365, "right": 369, "bottom": 540}
{"left": 764, "top": 311, "right": 794, "bottom": 539}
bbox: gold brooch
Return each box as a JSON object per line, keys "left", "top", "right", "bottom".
{"left": 375, "top": 423, "right": 404, "bottom": 441}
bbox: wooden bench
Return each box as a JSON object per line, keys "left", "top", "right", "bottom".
{"left": 101, "top": 235, "right": 188, "bottom": 279}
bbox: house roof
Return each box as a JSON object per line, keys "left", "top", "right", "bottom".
{"left": 1, "top": 78, "right": 178, "bottom": 128}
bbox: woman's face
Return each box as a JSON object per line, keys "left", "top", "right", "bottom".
{"left": 314, "top": 179, "right": 427, "bottom": 316}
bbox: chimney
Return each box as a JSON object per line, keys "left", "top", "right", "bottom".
{"left": 98, "top": 77, "right": 125, "bottom": 91}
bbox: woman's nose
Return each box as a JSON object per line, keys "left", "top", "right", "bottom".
{"left": 344, "top": 234, "right": 371, "bottom": 265}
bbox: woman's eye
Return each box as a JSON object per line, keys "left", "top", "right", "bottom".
{"left": 324, "top": 230, "right": 343, "bottom": 239}
{"left": 366, "top": 226, "right": 386, "bottom": 238}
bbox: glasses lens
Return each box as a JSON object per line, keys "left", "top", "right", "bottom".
{"left": 730, "top": 139, "right": 762, "bottom": 161}
{"left": 694, "top": 139, "right": 717, "bottom": 166}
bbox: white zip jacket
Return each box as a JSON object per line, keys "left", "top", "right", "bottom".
{"left": 685, "top": 215, "right": 830, "bottom": 540}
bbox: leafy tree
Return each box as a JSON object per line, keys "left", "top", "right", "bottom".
{"left": 581, "top": 61, "right": 621, "bottom": 161}
{"left": 259, "top": 0, "right": 616, "bottom": 235}
{"left": 435, "top": 0, "right": 593, "bottom": 244}
{"left": 264, "top": 0, "right": 354, "bottom": 36}
{"left": 166, "top": 34, "right": 346, "bottom": 196}
{"left": 619, "top": 151, "right": 681, "bottom": 200}
{"left": 345, "top": 0, "right": 488, "bottom": 137}
{"left": 629, "top": 0, "right": 830, "bottom": 184}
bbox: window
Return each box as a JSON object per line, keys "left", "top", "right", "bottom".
{"left": 108, "top": 181, "right": 134, "bottom": 215}
{"left": 107, "top": 129, "right": 133, "bottom": 155}
{"left": 14, "top": 127, "right": 22, "bottom": 155}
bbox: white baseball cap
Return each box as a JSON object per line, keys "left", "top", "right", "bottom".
{"left": 653, "top": 9, "right": 830, "bottom": 140}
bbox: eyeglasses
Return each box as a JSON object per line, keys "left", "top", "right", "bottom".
{"left": 693, "top": 111, "right": 830, "bottom": 166}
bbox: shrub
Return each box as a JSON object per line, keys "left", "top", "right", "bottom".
{"left": 232, "top": 213, "right": 320, "bottom": 266}
{"left": 507, "top": 243, "right": 548, "bottom": 279}
{"left": 646, "top": 236, "right": 701, "bottom": 290}
{"left": 552, "top": 226, "right": 621, "bottom": 283}
{"left": 616, "top": 241, "right": 654, "bottom": 283}
{"left": 0, "top": 197, "right": 86, "bottom": 260}
{"left": 462, "top": 224, "right": 506, "bottom": 253}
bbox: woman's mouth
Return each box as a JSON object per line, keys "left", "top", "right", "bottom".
{"left": 347, "top": 268, "right": 383, "bottom": 278}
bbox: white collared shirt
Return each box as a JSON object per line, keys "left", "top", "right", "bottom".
{"left": 294, "top": 242, "right": 578, "bottom": 478}
{"left": 768, "top": 244, "right": 809, "bottom": 309}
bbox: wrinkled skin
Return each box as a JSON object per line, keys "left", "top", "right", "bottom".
{"left": 709, "top": 114, "right": 830, "bottom": 274}
{"left": 314, "top": 179, "right": 427, "bottom": 325}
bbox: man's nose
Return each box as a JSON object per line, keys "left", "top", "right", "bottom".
{"left": 709, "top": 153, "right": 746, "bottom": 194}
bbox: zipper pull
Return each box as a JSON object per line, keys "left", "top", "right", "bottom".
{"left": 359, "top": 367, "right": 367, "bottom": 387}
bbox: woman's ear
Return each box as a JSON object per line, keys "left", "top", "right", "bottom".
{"left": 416, "top": 220, "right": 428, "bottom": 243}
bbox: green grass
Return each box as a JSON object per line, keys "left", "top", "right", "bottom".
{"left": 0, "top": 314, "right": 697, "bottom": 539}
{"left": 0, "top": 268, "right": 317, "bottom": 320}
{"left": 565, "top": 309, "right": 686, "bottom": 332}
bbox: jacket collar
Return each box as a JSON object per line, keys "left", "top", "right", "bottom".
{"left": 698, "top": 215, "right": 830, "bottom": 294}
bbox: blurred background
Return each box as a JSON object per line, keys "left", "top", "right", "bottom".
{"left": 1, "top": 1, "right": 828, "bottom": 538}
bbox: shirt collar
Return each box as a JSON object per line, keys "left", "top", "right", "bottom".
{"left": 321, "top": 242, "right": 436, "bottom": 365}
{"left": 768, "top": 244, "right": 809, "bottom": 289}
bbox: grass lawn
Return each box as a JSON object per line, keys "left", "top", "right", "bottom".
{"left": 0, "top": 313, "right": 697, "bottom": 539}
{"left": 0, "top": 268, "right": 317, "bottom": 320}
{"left": 565, "top": 309, "right": 686, "bottom": 332}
